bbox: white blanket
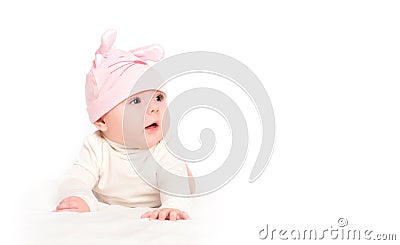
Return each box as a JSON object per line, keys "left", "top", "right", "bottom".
{"left": 18, "top": 180, "right": 216, "bottom": 245}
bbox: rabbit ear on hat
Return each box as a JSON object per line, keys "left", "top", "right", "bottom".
{"left": 131, "top": 44, "right": 164, "bottom": 62}
{"left": 94, "top": 29, "right": 117, "bottom": 67}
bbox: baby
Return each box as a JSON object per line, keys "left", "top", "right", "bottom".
{"left": 55, "top": 30, "right": 193, "bottom": 221}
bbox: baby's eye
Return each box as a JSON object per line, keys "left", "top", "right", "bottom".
{"left": 129, "top": 97, "right": 141, "bottom": 104}
{"left": 155, "top": 94, "right": 164, "bottom": 102}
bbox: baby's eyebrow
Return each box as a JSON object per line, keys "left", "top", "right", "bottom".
{"left": 125, "top": 95, "right": 141, "bottom": 104}
{"left": 126, "top": 91, "right": 165, "bottom": 101}
{"left": 156, "top": 91, "right": 166, "bottom": 97}
{"left": 127, "top": 94, "right": 141, "bottom": 99}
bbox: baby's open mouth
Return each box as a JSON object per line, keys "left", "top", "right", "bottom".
{"left": 145, "top": 122, "right": 158, "bottom": 129}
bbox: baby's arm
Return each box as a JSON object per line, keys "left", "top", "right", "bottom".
{"left": 55, "top": 135, "right": 101, "bottom": 212}
{"left": 141, "top": 140, "right": 193, "bottom": 220}
{"left": 55, "top": 164, "right": 98, "bottom": 212}
{"left": 141, "top": 163, "right": 193, "bottom": 220}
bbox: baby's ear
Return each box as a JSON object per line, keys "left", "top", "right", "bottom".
{"left": 93, "top": 117, "right": 108, "bottom": 132}
{"left": 130, "top": 44, "right": 164, "bottom": 62}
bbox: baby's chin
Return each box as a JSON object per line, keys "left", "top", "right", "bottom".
{"left": 144, "top": 133, "right": 163, "bottom": 148}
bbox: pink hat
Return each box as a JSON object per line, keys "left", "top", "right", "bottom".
{"left": 85, "top": 29, "right": 164, "bottom": 123}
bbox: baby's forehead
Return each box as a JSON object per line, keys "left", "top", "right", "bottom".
{"left": 129, "top": 90, "right": 165, "bottom": 98}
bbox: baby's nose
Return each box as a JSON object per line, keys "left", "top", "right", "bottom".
{"left": 147, "top": 102, "right": 159, "bottom": 114}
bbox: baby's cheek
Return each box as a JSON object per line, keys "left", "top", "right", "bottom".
{"left": 124, "top": 126, "right": 147, "bottom": 148}
{"left": 125, "top": 106, "right": 146, "bottom": 125}
{"left": 161, "top": 108, "right": 171, "bottom": 133}
{"left": 123, "top": 107, "right": 147, "bottom": 147}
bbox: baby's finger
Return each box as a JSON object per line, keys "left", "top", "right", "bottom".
{"left": 53, "top": 208, "right": 81, "bottom": 212}
{"left": 178, "top": 211, "right": 190, "bottom": 220}
{"left": 56, "top": 200, "right": 75, "bottom": 210}
{"left": 140, "top": 211, "right": 152, "bottom": 218}
{"left": 56, "top": 203, "right": 68, "bottom": 210}
{"left": 169, "top": 210, "right": 177, "bottom": 221}
{"left": 158, "top": 209, "right": 169, "bottom": 221}
{"left": 149, "top": 210, "right": 160, "bottom": 220}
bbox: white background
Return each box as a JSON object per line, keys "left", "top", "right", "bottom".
{"left": 1, "top": 0, "right": 399, "bottom": 244}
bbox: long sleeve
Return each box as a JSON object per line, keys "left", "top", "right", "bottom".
{"left": 57, "top": 134, "right": 102, "bottom": 211}
{"left": 155, "top": 139, "right": 193, "bottom": 213}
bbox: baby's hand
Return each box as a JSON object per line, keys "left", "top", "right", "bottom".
{"left": 54, "top": 196, "right": 90, "bottom": 212}
{"left": 140, "top": 208, "right": 190, "bottom": 221}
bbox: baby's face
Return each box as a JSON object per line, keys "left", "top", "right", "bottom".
{"left": 100, "top": 90, "right": 169, "bottom": 149}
